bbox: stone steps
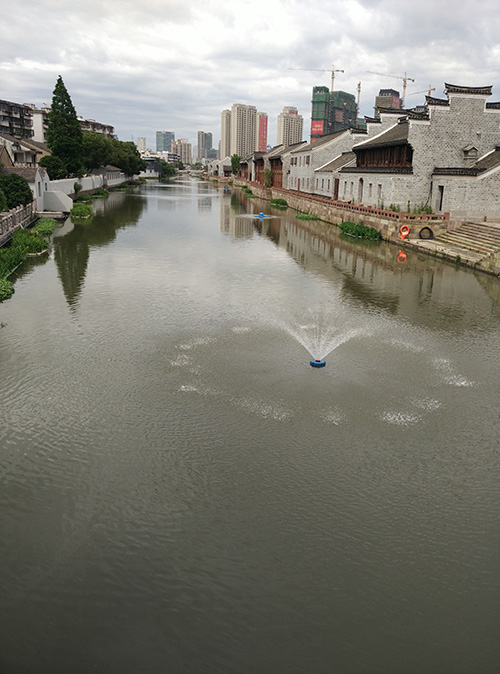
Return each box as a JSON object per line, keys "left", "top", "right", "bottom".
{"left": 438, "top": 232, "right": 498, "bottom": 256}
{"left": 436, "top": 222, "right": 500, "bottom": 257}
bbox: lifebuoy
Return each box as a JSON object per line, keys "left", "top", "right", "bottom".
{"left": 397, "top": 249, "right": 407, "bottom": 263}
{"left": 399, "top": 225, "right": 410, "bottom": 239}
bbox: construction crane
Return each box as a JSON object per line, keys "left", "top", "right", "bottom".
{"left": 287, "top": 65, "right": 344, "bottom": 94}
{"left": 407, "top": 86, "right": 436, "bottom": 97}
{"left": 366, "top": 71, "right": 415, "bottom": 107}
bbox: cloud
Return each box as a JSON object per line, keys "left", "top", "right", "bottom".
{"left": 1, "top": 0, "right": 500, "bottom": 150}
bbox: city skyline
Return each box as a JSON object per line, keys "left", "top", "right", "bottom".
{"left": 2, "top": 1, "right": 500, "bottom": 148}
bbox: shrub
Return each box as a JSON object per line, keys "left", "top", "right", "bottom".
{"left": 0, "top": 173, "right": 34, "bottom": 209}
{"left": 0, "top": 188, "right": 8, "bottom": 212}
{"left": 296, "top": 213, "right": 319, "bottom": 221}
{"left": 70, "top": 202, "right": 93, "bottom": 218}
{"left": 339, "top": 221, "right": 382, "bottom": 240}
{"left": 93, "top": 189, "right": 109, "bottom": 198}
{"left": 271, "top": 198, "right": 288, "bottom": 207}
{"left": 34, "top": 217, "right": 58, "bottom": 237}
{"left": 0, "top": 278, "right": 14, "bottom": 302}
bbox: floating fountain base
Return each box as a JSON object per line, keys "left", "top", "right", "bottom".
{"left": 310, "top": 359, "right": 326, "bottom": 368}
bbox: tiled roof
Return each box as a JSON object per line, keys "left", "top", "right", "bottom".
{"left": 0, "top": 166, "right": 42, "bottom": 181}
{"left": 315, "top": 152, "right": 356, "bottom": 172}
{"left": 290, "top": 130, "right": 347, "bottom": 154}
{"left": 444, "top": 83, "right": 492, "bottom": 96}
{"left": 426, "top": 96, "right": 449, "bottom": 107}
{"left": 474, "top": 147, "right": 500, "bottom": 171}
{"left": 352, "top": 120, "right": 410, "bottom": 150}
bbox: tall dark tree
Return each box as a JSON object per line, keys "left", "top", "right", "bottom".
{"left": 46, "top": 76, "right": 83, "bottom": 177}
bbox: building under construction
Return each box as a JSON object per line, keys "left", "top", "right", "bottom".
{"left": 310, "top": 86, "right": 358, "bottom": 141}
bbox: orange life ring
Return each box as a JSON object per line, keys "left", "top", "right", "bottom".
{"left": 399, "top": 225, "right": 410, "bottom": 239}
{"left": 397, "top": 249, "right": 407, "bottom": 263}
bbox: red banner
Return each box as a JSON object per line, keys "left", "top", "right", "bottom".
{"left": 311, "top": 120, "right": 324, "bottom": 135}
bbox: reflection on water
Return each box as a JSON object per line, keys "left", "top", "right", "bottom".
{"left": 1, "top": 179, "right": 499, "bottom": 674}
{"left": 53, "top": 191, "right": 146, "bottom": 307}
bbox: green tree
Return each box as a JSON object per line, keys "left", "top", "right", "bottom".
{"left": 108, "top": 139, "right": 145, "bottom": 177}
{"left": 0, "top": 173, "right": 33, "bottom": 209}
{"left": 231, "top": 154, "right": 241, "bottom": 174}
{"left": 46, "top": 75, "right": 83, "bottom": 177}
{"left": 82, "top": 132, "right": 113, "bottom": 171}
{"left": 159, "top": 160, "right": 176, "bottom": 180}
{"left": 39, "top": 155, "right": 67, "bottom": 180}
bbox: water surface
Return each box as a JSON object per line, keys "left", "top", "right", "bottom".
{"left": 1, "top": 180, "right": 499, "bottom": 673}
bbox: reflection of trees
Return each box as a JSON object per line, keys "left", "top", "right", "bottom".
{"left": 53, "top": 193, "right": 146, "bottom": 309}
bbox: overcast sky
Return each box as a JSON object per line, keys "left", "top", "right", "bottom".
{"left": 2, "top": 0, "right": 500, "bottom": 151}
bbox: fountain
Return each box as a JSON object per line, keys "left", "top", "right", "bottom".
{"left": 269, "top": 307, "right": 367, "bottom": 367}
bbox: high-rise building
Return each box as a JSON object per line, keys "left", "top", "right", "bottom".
{"left": 156, "top": 131, "right": 175, "bottom": 152}
{"left": 256, "top": 112, "right": 268, "bottom": 152}
{"left": 171, "top": 138, "right": 192, "bottom": 165}
{"left": 197, "top": 131, "right": 213, "bottom": 159}
{"left": 230, "top": 104, "right": 257, "bottom": 158}
{"left": 220, "top": 110, "right": 231, "bottom": 159}
{"left": 136, "top": 137, "right": 147, "bottom": 152}
{"left": 277, "top": 106, "right": 303, "bottom": 147}
{"left": 374, "top": 89, "right": 402, "bottom": 116}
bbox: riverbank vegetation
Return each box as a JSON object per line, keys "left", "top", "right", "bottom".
{"left": 271, "top": 198, "right": 288, "bottom": 209}
{"left": 339, "top": 221, "right": 382, "bottom": 240}
{"left": 0, "top": 221, "right": 58, "bottom": 301}
{"left": 296, "top": 213, "right": 319, "bottom": 221}
{"left": 70, "top": 202, "right": 93, "bottom": 218}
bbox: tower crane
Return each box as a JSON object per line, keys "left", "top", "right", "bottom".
{"left": 407, "top": 86, "right": 436, "bottom": 97}
{"left": 366, "top": 71, "right": 415, "bottom": 107}
{"left": 287, "top": 65, "right": 344, "bottom": 94}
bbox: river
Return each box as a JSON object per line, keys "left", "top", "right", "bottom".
{"left": 1, "top": 179, "right": 499, "bottom": 673}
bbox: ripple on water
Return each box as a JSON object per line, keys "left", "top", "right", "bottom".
{"left": 380, "top": 411, "right": 422, "bottom": 426}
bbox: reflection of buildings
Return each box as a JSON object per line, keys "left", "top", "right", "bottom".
{"left": 219, "top": 196, "right": 255, "bottom": 238}
{"left": 276, "top": 218, "right": 499, "bottom": 328}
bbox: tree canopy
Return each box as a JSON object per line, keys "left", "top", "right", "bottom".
{"left": 0, "top": 174, "right": 33, "bottom": 209}
{"left": 46, "top": 76, "right": 83, "bottom": 177}
{"left": 81, "top": 133, "right": 145, "bottom": 177}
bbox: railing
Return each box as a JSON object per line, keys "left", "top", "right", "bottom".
{"left": 0, "top": 202, "right": 36, "bottom": 245}
{"left": 271, "top": 187, "right": 450, "bottom": 221}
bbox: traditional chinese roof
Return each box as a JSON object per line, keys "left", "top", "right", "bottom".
{"left": 0, "top": 166, "right": 42, "bottom": 182}
{"left": 315, "top": 152, "right": 356, "bottom": 172}
{"left": 426, "top": 96, "right": 449, "bottom": 107}
{"left": 444, "top": 83, "right": 492, "bottom": 96}
{"left": 352, "top": 120, "right": 410, "bottom": 150}
{"left": 473, "top": 147, "right": 500, "bottom": 171}
{"left": 290, "top": 131, "right": 347, "bottom": 154}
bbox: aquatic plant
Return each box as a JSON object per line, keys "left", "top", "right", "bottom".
{"left": 339, "top": 220, "right": 382, "bottom": 240}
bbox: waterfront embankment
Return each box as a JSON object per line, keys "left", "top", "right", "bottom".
{"left": 226, "top": 178, "right": 500, "bottom": 276}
